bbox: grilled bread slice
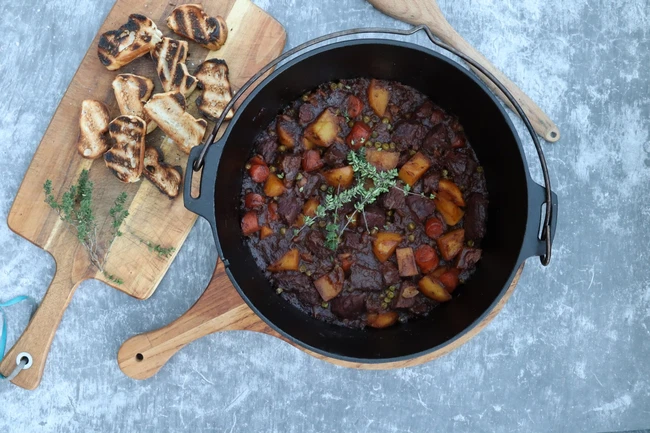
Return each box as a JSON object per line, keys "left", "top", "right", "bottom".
{"left": 143, "top": 147, "right": 182, "bottom": 198}
{"left": 112, "top": 74, "right": 157, "bottom": 134}
{"left": 144, "top": 92, "right": 207, "bottom": 154}
{"left": 98, "top": 14, "right": 162, "bottom": 70}
{"left": 105, "top": 115, "right": 146, "bottom": 183}
{"left": 152, "top": 37, "right": 197, "bottom": 96}
{"left": 77, "top": 100, "right": 111, "bottom": 159}
{"left": 195, "top": 59, "right": 234, "bottom": 121}
{"left": 167, "top": 4, "right": 228, "bottom": 51}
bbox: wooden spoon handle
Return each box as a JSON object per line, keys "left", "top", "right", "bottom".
{"left": 117, "top": 260, "right": 271, "bottom": 380}
{"left": 0, "top": 257, "right": 81, "bottom": 390}
{"left": 367, "top": 0, "right": 560, "bottom": 142}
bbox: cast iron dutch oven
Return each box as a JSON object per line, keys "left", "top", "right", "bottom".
{"left": 183, "top": 27, "right": 558, "bottom": 363}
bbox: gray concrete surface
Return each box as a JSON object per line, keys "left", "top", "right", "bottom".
{"left": 1, "top": 0, "right": 649, "bottom": 432}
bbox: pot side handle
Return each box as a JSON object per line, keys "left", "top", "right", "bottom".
{"left": 184, "top": 144, "right": 218, "bottom": 222}
{"left": 521, "top": 181, "right": 558, "bottom": 264}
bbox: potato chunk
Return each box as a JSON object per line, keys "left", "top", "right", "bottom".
{"left": 436, "top": 229, "right": 465, "bottom": 261}
{"left": 366, "top": 148, "right": 399, "bottom": 171}
{"left": 264, "top": 173, "right": 287, "bottom": 197}
{"left": 302, "top": 198, "right": 320, "bottom": 217}
{"left": 314, "top": 266, "right": 345, "bottom": 301}
{"left": 438, "top": 179, "right": 465, "bottom": 206}
{"left": 260, "top": 226, "right": 273, "bottom": 239}
{"left": 434, "top": 195, "right": 464, "bottom": 226}
{"left": 267, "top": 249, "right": 300, "bottom": 272}
{"left": 418, "top": 276, "right": 452, "bottom": 302}
{"left": 398, "top": 152, "right": 431, "bottom": 186}
{"left": 367, "top": 311, "right": 398, "bottom": 328}
{"left": 304, "top": 108, "right": 340, "bottom": 147}
{"left": 372, "top": 232, "right": 403, "bottom": 262}
{"left": 396, "top": 247, "right": 419, "bottom": 277}
{"left": 324, "top": 166, "right": 354, "bottom": 189}
{"left": 368, "top": 79, "right": 390, "bottom": 117}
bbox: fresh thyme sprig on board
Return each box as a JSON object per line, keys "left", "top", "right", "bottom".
{"left": 43, "top": 170, "right": 128, "bottom": 283}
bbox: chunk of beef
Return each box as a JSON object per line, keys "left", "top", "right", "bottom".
{"left": 464, "top": 193, "right": 488, "bottom": 240}
{"left": 381, "top": 261, "right": 400, "bottom": 286}
{"left": 456, "top": 247, "right": 483, "bottom": 269}
{"left": 331, "top": 293, "right": 367, "bottom": 319}
{"left": 323, "top": 142, "right": 348, "bottom": 167}
{"left": 281, "top": 155, "right": 301, "bottom": 181}
{"left": 304, "top": 230, "right": 335, "bottom": 260}
{"left": 391, "top": 120, "right": 427, "bottom": 151}
{"left": 257, "top": 136, "right": 277, "bottom": 163}
{"left": 350, "top": 263, "right": 383, "bottom": 291}
{"left": 393, "top": 282, "right": 418, "bottom": 309}
{"left": 422, "top": 172, "right": 440, "bottom": 194}
{"left": 406, "top": 195, "right": 436, "bottom": 222}
{"left": 381, "top": 185, "right": 406, "bottom": 210}
{"left": 297, "top": 173, "right": 321, "bottom": 198}
{"left": 274, "top": 272, "right": 320, "bottom": 305}
{"left": 343, "top": 231, "right": 364, "bottom": 252}
{"left": 277, "top": 193, "right": 301, "bottom": 225}
{"left": 363, "top": 205, "right": 385, "bottom": 230}
{"left": 445, "top": 150, "right": 477, "bottom": 189}
{"left": 299, "top": 102, "right": 318, "bottom": 125}
{"left": 365, "top": 293, "right": 384, "bottom": 313}
{"left": 421, "top": 124, "right": 450, "bottom": 155}
{"left": 414, "top": 101, "right": 434, "bottom": 120}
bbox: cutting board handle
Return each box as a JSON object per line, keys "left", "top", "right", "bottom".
{"left": 366, "top": 0, "right": 560, "bottom": 142}
{"left": 0, "top": 254, "right": 82, "bottom": 390}
{"left": 118, "top": 260, "right": 272, "bottom": 380}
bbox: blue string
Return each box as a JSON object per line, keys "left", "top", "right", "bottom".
{"left": 0, "top": 296, "right": 37, "bottom": 379}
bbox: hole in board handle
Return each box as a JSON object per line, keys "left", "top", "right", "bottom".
{"left": 136, "top": 353, "right": 144, "bottom": 361}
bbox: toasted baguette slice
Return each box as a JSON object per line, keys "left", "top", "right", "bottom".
{"left": 98, "top": 14, "right": 162, "bottom": 70}
{"left": 152, "top": 37, "right": 197, "bottom": 96}
{"left": 77, "top": 100, "right": 111, "bottom": 159}
{"left": 112, "top": 74, "right": 157, "bottom": 134}
{"left": 195, "top": 59, "right": 234, "bottom": 121}
{"left": 143, "top": 147, "right": 182, "bottom": 198}
{"left": 167, "top": 4, "right": 228, "bottom": 50}
{"left": 105, "top": 115, "right": 146, "bottom": 183}
{"left": 144, "top": 92, "right": 207, "bottom": 154}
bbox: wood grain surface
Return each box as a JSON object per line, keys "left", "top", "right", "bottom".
{"left": 366, "top": 0, "right": 561, "bottom": 142}
{"left": 119, "top": 261, "right": 524, "bottom": 379}
{"left": 1, "top": 0, "right": 286, "bottom": 390}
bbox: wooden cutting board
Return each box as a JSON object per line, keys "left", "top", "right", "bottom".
{"left": 0, "top": 0, "right": 286, "bottom": 390}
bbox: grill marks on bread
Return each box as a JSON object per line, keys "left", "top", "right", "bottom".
{"left": 152, "top": 37, "right": 198, "bottom": 96}
{"left": 143, "top": 147, "right": 182, "bottom": 198}
{"left": 112, "top": 74, "right": 157, "bottom": 134}
{"left": 105, "top": 115, "right": 146, "bottom": 183}
{"left": 167, "top": 4, "right": 228, "bottom": 51}
{"left": 98, "top": 14, "right": 162, "bottom": 70}
{"left": 77, "top": 100, "right": 111, "bottom": 159}
{"left": 144, "top": 92, "right": 207, "bottom": 154}
{"left": 195, "top": 59, "right": 234, "bottom": 121}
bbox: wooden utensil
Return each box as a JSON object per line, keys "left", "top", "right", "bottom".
{"left": 0, "top": 0, "right": 286, "bottom": 390}
{"left": 118, "top": 260, "right": 524, "bottom": 379}
{"left": 366, "top": 0, "right": 560, "bottom": 142}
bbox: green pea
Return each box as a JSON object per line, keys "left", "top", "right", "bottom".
{"left": 370, "top": 227, "right": 379, "bottom": 235}
{"left": 442, "top": 169, "right": 449, "bottom": 178}
{"left": 389, "top": 142, "right": 396, "bottom": 150}
{"left": 319, "top": 220, "right": 327, "bottom": 228}
{"left": 375, "top": 142, "right": 382, "bottom": 149}
{"left": 382, "top": 117, "right": 389, "bottom": 124}
{"left": 276, "top": 287, "right": 283, "bottom": 294}
{"left": 467, "top": 240, "right": 475, "bottom": 247}
{"left": 363, "top": 115, "right": 371, "bottom": 123}
{"left": 382, "top": 143, "right": 390, "bottom": 150}
{"left": 337, "top": 82, "right": 344, "bottom": 89}
{"left": 365, "top": 141, "right": 373, "bottom": 148}
{"left": 302, "top": 94, "right": 309, "bottom": 101}
{"left": 386, "top": 124, "right": 392, "bottom": 130}
{"left": 381, "top": 302, "right": 389, "bottom": 309}
{"left": 477, "top": 166, "right": 484, "bottom": 173}
{"left": 278, "top": 145, "right": 287, "bottom": 152}
{"left": 348, "top": 120, "right": 355, "bottom": 128}
{"left": 320, "top": 184, "right": 328, "bottom": 191}
{"left": 296, "top": 173, "right": 303, "bottom": 180}
{"left": 245, "top": 163, "right": 252, "bottom": 170}
{"left": 330, "top": 83, "right": 337, "bottom": 91}
{"left": 321, "top": 302, "right": 329, "bottom": 308}
{"left": 306, "top": 270, "right": 312, "bottom": 276}
{"left": 299, "top": 264, "right": 307, "bottom": 273}
{"left": 387, "top": 291, "right": 395, "bottom": 299}
{"left": 386, "top": 209, "right": 394, "bottom": 216}
{"left": 407, "top": 234, "right": 415, "bottom": 242}
{"left": 280, "top": 227, "right": 287, "bottom": 235}
{"left": 407, "top": 222, "right": 416, "bottom": 231}
{"left": 270, "top": 166, "right": 277, "bottom": 173}
{"left": 409, "top": 149, "right": 417, "bottom": 156}
{"left": 371, "top": 131, "right": 378, "bottom": 138}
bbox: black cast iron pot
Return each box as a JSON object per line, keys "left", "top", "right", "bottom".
{"left": 183, "top": 27, "right": 558, "bottom": 363}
